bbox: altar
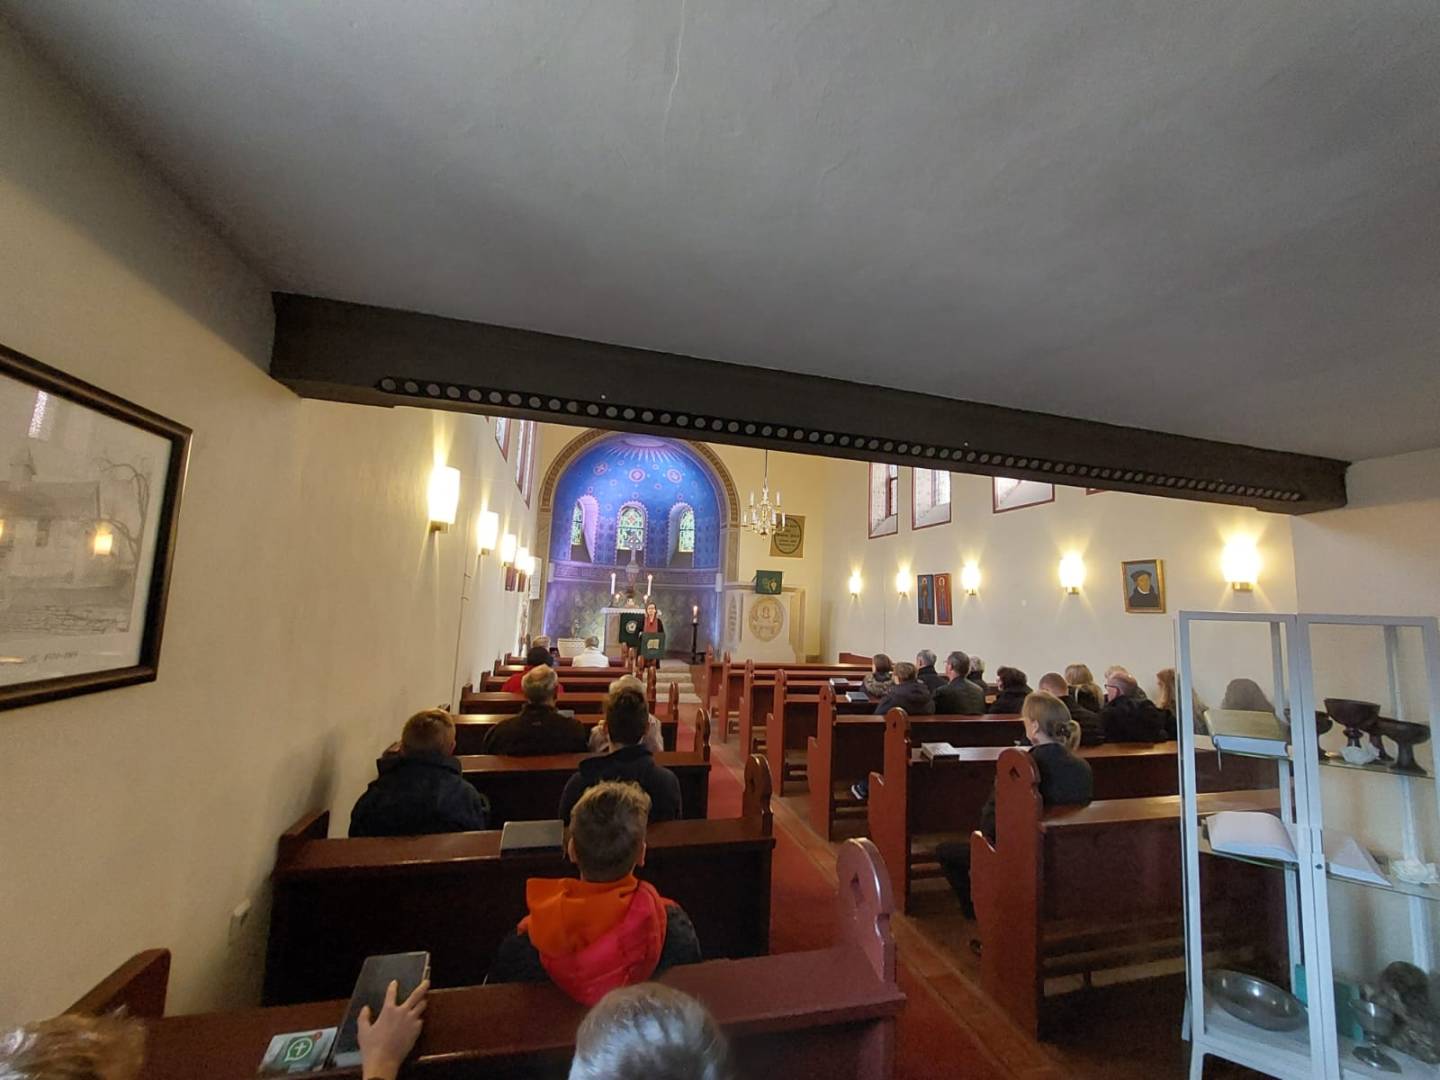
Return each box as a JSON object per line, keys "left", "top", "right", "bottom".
{"left": 718, "top": 584, "right": 805, "bottom": 662}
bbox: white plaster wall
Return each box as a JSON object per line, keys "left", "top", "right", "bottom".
{"left": 818, "top": 462, "right": 1298, "bottom": 706}
{"left": 0, "top": 25, "right": 534, "bottom": 1025}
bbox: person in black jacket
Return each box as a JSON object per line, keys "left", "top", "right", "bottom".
{"left": 1099, "top": 672, "right": 1175, "bottom": 742}
{"left": 914, "top": 650, "right": 946, "bottom": 692}
{"left": 483, "top": 665, "right": 590, "bottom": 756}
{"left": 935, "top": 691, "right": 1093, "bottom": 916}
{"left": 986, "top": 666, "right": 1032, "bottom": 714}
{"left": 349, "top": 709, "right": 491, "bottom": 837}
{"left": 934, "top": 650, "right": 985, "bottom": 715}
{"left": 560, "top": 686, "right": 682, "bottom": 823}
{"left": 1038, "top": 671, "right": 1104, "bottom": 746}
{"left": 852, "top": 663, "right": 935, "bottom": 801}
{"left": 967, "top": 655, "right": 988, "bottom": 693}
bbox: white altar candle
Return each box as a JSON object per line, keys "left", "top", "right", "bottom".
{"left": 610, "top": 571, "right": 616, "bottom": 594}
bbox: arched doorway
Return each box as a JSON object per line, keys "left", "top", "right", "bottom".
{"left": 536, "top": 431, "right": 739, "bottom": 655}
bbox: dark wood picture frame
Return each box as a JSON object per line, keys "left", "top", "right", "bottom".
{"left": 0, "top": 344, "right": 191, "bottom": 711}
{"left": 1120, "top": 558, "right": 1166, "bottom": 614}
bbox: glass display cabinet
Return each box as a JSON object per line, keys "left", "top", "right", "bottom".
{"left": 1177, "top": 611, "right": 1440, "bottom": 1079}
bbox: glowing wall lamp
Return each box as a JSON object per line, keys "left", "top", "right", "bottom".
{"left": 92, "top": 526, "right": 113, "bottom": 557}
{"left": 427, "top": 465, "right": 461, "bottom": 533}
{"left": 1222, "top": 538, "right": 1261, "bottom": 592}
{"left": 500, "top": 532, "right": 518, "bottom": 567}
{"left": 960, "top": 562, "right": 981, "bottom": 596}
{"left": 1058, "top": 553, "right": 1086, "bottom": 595}
{"left": 476, "top": 509, "right": 500, "bottom": 554}
{"left": 848, "top": 570, "right": 863, "bottom": 597}
{"left": 516, "top": 546, "right": 531, "bottom": 578}
{"left": 894, "top": 568, "right": 910, "bottom": 597}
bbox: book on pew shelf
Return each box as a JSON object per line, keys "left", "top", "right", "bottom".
{"left": 257, "top": 1027, "right": 336, "bottom": 1075}
{"left": 329, "top": 953, "right": 430, "bottom": 1069}
{"left": 1206, "top": 811, "right": 1297, "bottom": 863}
{"left": 845, "top": 691, "right": 871, "bottom": 704}
{"left": 1204, "top": 708, "right": 1289, "bottom": 757}
{"left": 920, "top": 741, "right": 963, "bottom": 759}
{"left": 1324, "top": 832, "right": 1389, "bottom": 886}
{"left": 829, "top": 677, "right": 852, "bottom": 689}
{"left": 500, "top": 818, "right": 564, "bottom": 854}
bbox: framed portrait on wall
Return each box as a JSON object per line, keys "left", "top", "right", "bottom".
{"left": 1120, "top": 558, "right": 1166, "bottom": 614}
{"left": 992, "top": 477, "right": 1054, "bottom": 514}
{"left": 934, "top": 573, "right": 953, "bottom": 625}
{"left": 769, "top": 515, "right": 805, "bottom": 558}
{"left": 0, "top": 344, "right": 192, "bottom": 711}
{"left": 916, "top": 574, "right": 936, "bottom": 625}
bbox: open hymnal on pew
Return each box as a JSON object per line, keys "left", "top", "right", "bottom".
{"left": 330, "top": 952, "right": 430, "bottom": 1068}
{"left": 1204, "top": 709, "right": 1289, "bottom": 757}
{"left": 920, "top": 742, "right": 963, "bottom": 760}
{"left": 1207, "top": 813, "right": 1389, "bottom": 885}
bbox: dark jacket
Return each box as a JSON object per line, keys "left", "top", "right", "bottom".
{"left": 488, "top": 902, "right": 701, "bottom": 987}
{"left": 915, "top": 664, "right": 946, "bottom": 692}
{"left": 874, "top": 679, "right": 936, "bottom": 716}
{"left": 1062, "top": 695, "right": 1106, "bottom": 747}
{"left": 862, "top": 671, "right": 894, "bottom": 698}
{"left": 1099, "top": 695, "right": 1175, "bottom": 743}
{"left": 968, "top": 674, "right": 988, "bottom": 694}
{"left": 978, "top": 742, "right": 1093, "bottom": 843}
{"left": 1073, "top": 686, "right": 1103, "bottom": 713}
{"left": 483, "top": 704, "right": 590, "bottom": 757}
{"left": 987, "top": 684, "right": 1032, "bottom": 715}
{"left": 934, "top": 675, "right": 986, "bottom": 715}
{"left": 348, "top": 751, "right": 490, "bottom": 838}
{"left": 558, "top": 745, "right": 682, "bottom": 823}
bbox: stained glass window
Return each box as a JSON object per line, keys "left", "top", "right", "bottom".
{"left": 570, "top": 501, "right": 585, "bottom": 546}
{"left": 617, "top": 504, "right": 645, "bottom": 552}
{"left": 678, "top": 507, "right": 695, "bottom": 553}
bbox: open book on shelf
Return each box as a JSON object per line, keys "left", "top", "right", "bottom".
{"left": 1206, "top": 812, "right": 1390, "bottom": 886}
{"left": 1203, "top": 708, "right": 1289, "bottom": 757}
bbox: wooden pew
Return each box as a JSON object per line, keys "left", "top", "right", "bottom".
{"left": 134, "top": 838, "right": 902, "bottom": 1080}
{"left": 971, "top": 748, "right": 1284, "bottom": 1037}
{"left": 68, "top": 948, "right": 171, "bottom": 1019}
{"left": 736, "top": 661, "right": 871, "bottom": 751}
{"left": 807, "top": 686, "right": 1025, "bottom": 839}
{"left": 714, "top": 657, "right": 870, "bottom": 743}
{"left": 867, "top": 710, "right": 1275, "bottom": 911}
{"left": 452, "top": 711, "right": 683, "bottom": 754}
{"left": 478, "top": 666, "right": 658, "bottom": 707}
{"left": 458, "top": 691, "right": 610, "bottom": 716}
{"left": 838, "top": 651, "right": 873, "bottom": 665}
{"left": 460, "top": 712, "right": 712, "bottom": 826}
{"left": 762, "top": 673, "right": 874, "bottom": 794}
{"left": 499, "top": 653, "right": 623, "bottom": 670}
{"left": 264, "top": 754, "right": 775, "bottom": 1005}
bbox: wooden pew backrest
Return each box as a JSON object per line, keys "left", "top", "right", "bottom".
{"left": 67, "top": 949, "right": 171, "bottom": 1020}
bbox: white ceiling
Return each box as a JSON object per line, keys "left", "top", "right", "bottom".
{"left": 6, "top": 1, "right": 1439, "bottom": 461}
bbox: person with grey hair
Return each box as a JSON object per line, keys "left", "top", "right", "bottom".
{"left": 568, "top": 984, "right": 732, "bottom": 1080}
{"left": 573, "top": 635, "right": 611, "bottom": 668}
{"left": 914, "top": 649, "right": 945, "bottom": 691}
{"left": 934, "top": 650, "right": 984, "bottom": 714}
{"left": 482, "top": 666, "right": 590, "bottom": 756}
{"left": 968, "top": 655, "right": 988, "bottom": 692}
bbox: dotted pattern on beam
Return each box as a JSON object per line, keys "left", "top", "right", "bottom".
{"left": 374, "top": 376, "right": 1306, "bottom": 503}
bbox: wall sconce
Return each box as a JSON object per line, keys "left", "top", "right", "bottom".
{"left": 1222, "top": 538, "right": 1260, "bottom": 592}
{"left": 517, "top": 546, "right": 530, "bottom": 577}
{"left": 1058, "top": 553, "right": 1086, "bottom": 595}
{"left": 427, "top": 465, "right": 461, "bottom": 533}
{"left": 894, "top": 569, "right": 909, "bottom": 597}
{"left": 0, "top": 519, "right": 6, "bottom": 542}
{"left": 92, "top": 527, "right": 113, "bottom": 557}
{"left": 476, "top": 509, "right": 500, "bottom": 554}
{"left": 960, "top": 562, "right": 981, "bottom": 596}
{"left": 848, "top": 570, "right": 863, "bottom": 597}
{"left": 500, "top": 532, "right": 518, "bottom": 566}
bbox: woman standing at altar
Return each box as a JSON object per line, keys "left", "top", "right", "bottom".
{"left": 639, "top": 601, "right": 665, "bottom": 670}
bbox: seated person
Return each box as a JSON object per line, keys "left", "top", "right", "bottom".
{"left": 968, "top": 655, "right": 988, "bottom": 692}
{"left": 356, "top": 978, "right": 430, "bottom": 1080}
{"left": 1064, "top": 663, "right": 1104, "bottom": 712}
{"left": 488, "top": 782, "right": 702, "bottom": 1003}
{"left": 986, "top": 666, "right": 1032, "bottom": 714}
{"left": 1104, "top": 664, "right": 1147, "bottom": 700}
{"left": 1037, "top": 671, "right": 1104, "bottom": 746}
{"left": 1099, "top": 672, "right": 1174, "bottom": 742}
{"left": 935, "top": 690, "right": 1094, "bottom": 917}
{"left": 862, "top": 652, "right": 895, "bottom": 698}
{"left": 572, "top": 635, "right": 611, "bottom": 668}
{"left": 568, "top": 984, "right": 733, "bottom": 1080}
{"left": 934, "top": 649, "right": 985, "bottom": 714}
{"left": 914, "top": 649, "right": 946, "bottom": 692}
{"left": 562, "top": 686, "right": 681, "bottom": 823}
{"left": 852, "top": 662, "right": 935, "bottom": 801}
{"left": 502, "top": 645, "right": 566, "bottom": 696}
{"left": 589, "top": 675, "right": 664, "bottom": 754}
{"left": 1220, "top": 676, "right": 1273, "bottom": 713}
{"left": 349, "top": 708, "right": 491, "bottom": 837}
{"left": 483, "top": 666, "right": 590, "bottom": 756}
{"left": 1157, "top": 666, "right": 1210, "bottom": 733}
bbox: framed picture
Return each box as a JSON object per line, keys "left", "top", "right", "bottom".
{"left": 769, "top": 515, "right": 805, "bottom": 558}
{"left": 934, "top": 572, "right": 953, "bottom": 626}
{"left": 754, "top": 570, "right": 784, "bottom": 595}
{"left": 0, "top": 344, "right": 191, "bottom": 711}
{"left": 1121, "top": 558, "right": 1166, "bottom": 614}
{"left": 916, "top": 574, "right": 936, "bottom": 625}
{"left": 992, "top": 477, "right": 1055, "bottom": 514}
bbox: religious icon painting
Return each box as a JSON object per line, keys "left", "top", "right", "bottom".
{"left": 934, "top": 573, "right": 953, "bottom": 625}
{"left": 1120, "top": 558, "right": 1166, "bottom": 614}
{"left": 916, "top": 574, "right": 936, "bottom": 625}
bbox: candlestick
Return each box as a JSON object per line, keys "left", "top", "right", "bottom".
{"left": 692, "top": 604, "right": 699, "bottom": 621}
{"left": 646, "top": 573, "right": 653, "bottom": 594}
{"left": 610, "top": 571, "right": 616, "bottom": 594}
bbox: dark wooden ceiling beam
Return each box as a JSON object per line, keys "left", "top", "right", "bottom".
{"left": 269, "top": 294, "right": 1347, "bottom": 514}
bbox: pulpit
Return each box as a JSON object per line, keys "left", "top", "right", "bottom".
{"left": 601, "top": 606, "right": 646, "bottom": 658}
{"left": 718, "top": 584, "right": 805, "bottom": 661}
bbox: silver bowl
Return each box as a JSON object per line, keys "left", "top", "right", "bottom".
{"left": 1206, "top": 968, "right": 1307, "bottom": 1031}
